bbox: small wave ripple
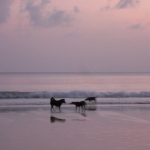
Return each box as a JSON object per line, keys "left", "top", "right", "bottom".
{"left": 1, "top": 91, "right": 150, "bottom": 99}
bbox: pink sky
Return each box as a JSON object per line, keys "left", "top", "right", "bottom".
{"left": 0, "top": 0, "right": 150, "bottom": 72}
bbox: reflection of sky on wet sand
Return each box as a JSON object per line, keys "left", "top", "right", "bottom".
{"left": 1, "top": 105, "right": 150, "bottom": 150}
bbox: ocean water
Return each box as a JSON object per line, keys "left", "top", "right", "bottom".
{"left": 1, "top": 72, "right": 150, "bottom": 105}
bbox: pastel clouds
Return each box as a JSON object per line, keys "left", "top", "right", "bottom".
{"left": 101, "top": 0, "right": 140, "bottom": 10}
{"left": 116, "top": 0, "right": 139, "bottom": 9}
{"left": 0, "top": 0, "right": 79, "bottom": 28}
{"left": 129, "top": 23, "right": 142, "bottom": 29}
{"left": 23, "top": 0, "right": 77, "bottom": 28}
{"left": 0, "top": 0, "right": 14, "bottom": 23}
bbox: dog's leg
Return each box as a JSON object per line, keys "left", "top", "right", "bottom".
{"left": 59, "top": 106, "right": 61, "bottom": 112}
{"left": 51, "top": 105, "right": 52, "bottom": 110}
{"left": 83, "top": 105, "right": 85, "bottom": 110}
{"left": 81, "top": 106, "right": 83, "bottom": 112}
{"left": 51, "top": 105, "right": 54, "bottom": 111}
{"left": 79, "top": 106, "right": 81, "bottom": 112}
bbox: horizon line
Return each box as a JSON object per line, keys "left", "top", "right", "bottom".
{"left": 1, "top": 71, "right": 150, "bottom": 74}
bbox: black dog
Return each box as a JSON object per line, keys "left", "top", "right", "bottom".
{"left": 71, "top": 101, "right": 86, "bottom": 111}
{"left": 50, "top": 97, "right": 66, "bottom": 112}
{"left": 85, "top": 97, "right": 96, "bottom": 102}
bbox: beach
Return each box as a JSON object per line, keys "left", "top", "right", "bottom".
{"left": 1, "top": 102, "right": 150, "bottom": 150}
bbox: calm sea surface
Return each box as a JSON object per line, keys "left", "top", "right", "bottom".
{"left": 1, "top": 72, "right": 150, "bottom": 92}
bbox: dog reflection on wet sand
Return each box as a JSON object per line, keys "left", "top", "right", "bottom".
{"left": 86, "top": 105, "right": 97, "bottom": 111}
{"left": 50, "top": 116, "right": 65, "bottom": 123}
{"left": 79, "top": 109, "right": 86, "bottom": 117}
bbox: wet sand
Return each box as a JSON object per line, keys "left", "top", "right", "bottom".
{"left": 1, "top": 104, "right": 150, "bottom": 150}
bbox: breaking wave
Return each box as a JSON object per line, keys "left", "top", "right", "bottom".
{"left": 1, "top": 91, "right": 150, "bottom": 99}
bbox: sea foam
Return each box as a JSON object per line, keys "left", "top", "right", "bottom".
{"left": 1, "top": 91, "right": 150, "bottom": 99}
